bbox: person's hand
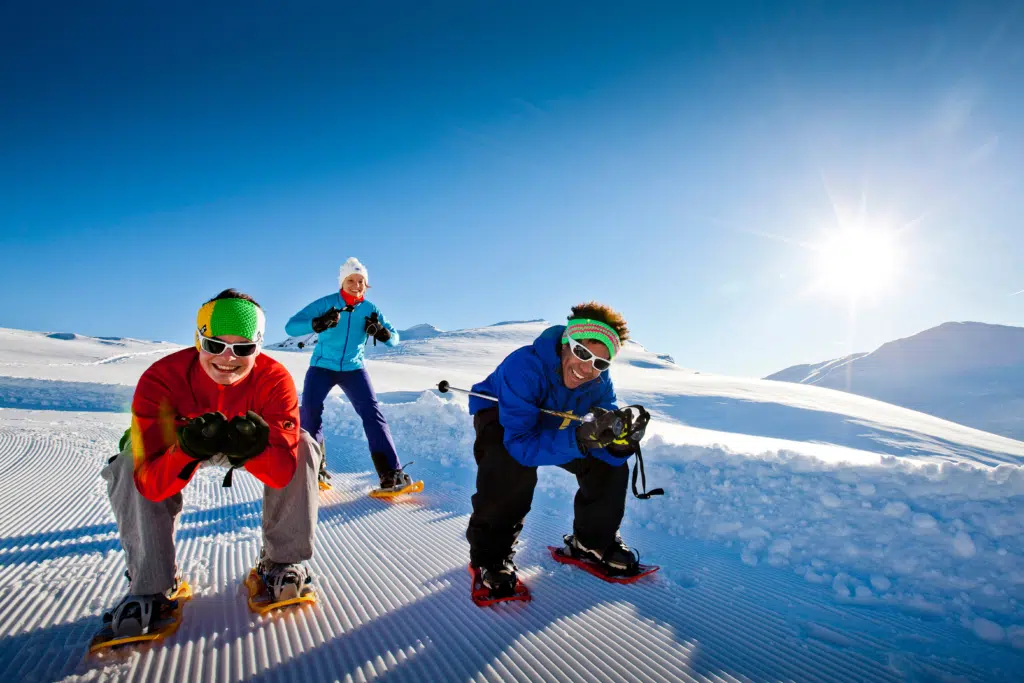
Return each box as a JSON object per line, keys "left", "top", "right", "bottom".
{"left": 575, "top": 407, "right": 624, "bottom": 453}
{"left": 605, "top": 440, "right": 637, "bottom": 458}
{"left": 312, "top": 307, "right": 341, "bottom": 333}
{"left": 604, "top": 405, "right": 650, "bottom": 458}
{"left": 617, "top": 405, "right": 649, "bottom": 442}
{"left": 177, "top": 412, "right": 229, "bottom": 460}
{"left": 364, "top": 312, "right": 391, "bottom": 345}
{"left": 225, "top": 411, "right": 270, "bottom": 466}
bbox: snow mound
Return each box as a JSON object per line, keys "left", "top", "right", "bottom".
{"left": 395, "top": 323, "right": 444, "bottom": 340}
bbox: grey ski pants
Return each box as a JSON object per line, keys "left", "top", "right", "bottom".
{"left": 101, "top": 430, "right": 323, "bottom": 595}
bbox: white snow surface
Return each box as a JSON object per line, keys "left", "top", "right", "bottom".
{"left": 1, "top": 322, "right": 1022, "bottom": 682}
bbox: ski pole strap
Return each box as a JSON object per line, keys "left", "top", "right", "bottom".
{"left": 631, "top": 445, "right": 664, "bottom": 500}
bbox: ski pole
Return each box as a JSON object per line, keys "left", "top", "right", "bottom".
{"left": 436, "top": 380, "right": 593, "bottom": 423}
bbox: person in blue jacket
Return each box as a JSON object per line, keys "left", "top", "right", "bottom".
{"left": 466, "top": 302, "right": 647, "bottom": 597}
{"left": 286, "top": 257, "right": 411, "bottom": 492}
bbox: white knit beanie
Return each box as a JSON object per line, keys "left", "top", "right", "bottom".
{"left": 338, "top": 257, "right": 369, "bottom": 287}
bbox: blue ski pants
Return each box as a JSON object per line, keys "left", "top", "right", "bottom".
{"left": 300, "top": 366, "right": 400, "bottom": 474}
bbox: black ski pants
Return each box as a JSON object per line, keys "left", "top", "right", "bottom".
{"left": 466, "top": 407, "right": 629, "bottom": 568}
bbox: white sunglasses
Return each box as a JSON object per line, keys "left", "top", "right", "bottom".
{"left": 565, "top": 336, "right": 613, "bottom": 372}
{"left": 198, "top": 334, "right": 261, "bottom": 357}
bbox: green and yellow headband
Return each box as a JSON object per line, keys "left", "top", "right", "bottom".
{"left": 195, "top": 298, "right": 266, "bottom": 350}
{"left": 561, "top": 318, "right": 622, "bottom": 359}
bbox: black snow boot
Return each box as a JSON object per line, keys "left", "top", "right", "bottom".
{"left": 565, "top": 534, "right": 640, "bottom": 575}
{"left": 478, "top": 557, "right": 518, "bottom": 598}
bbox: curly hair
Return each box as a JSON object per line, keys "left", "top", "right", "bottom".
{"left": 569, "top": 301, "right": 629, "bottom": 342}
{"left": 205, "top": 288, "right": 262, "bottom": 309}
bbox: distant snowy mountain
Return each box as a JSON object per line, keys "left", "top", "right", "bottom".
{"left": 765, "top": 352, "right": 869, "bottom": 384}
{"left": 395, "top": 323, "right": 444, "bottom": 340}
{"left": 265, "top": 331, "right": 317, "bottom": 351}
{"left": 766, "top": 321, "right": 1024, "bottom": 439}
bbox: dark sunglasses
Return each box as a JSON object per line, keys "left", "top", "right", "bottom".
{"left": 198, "top": 334, "right": 260, "bottom": 357}
{"left": 566, "top": 336, "right": 612, "bottom": 372}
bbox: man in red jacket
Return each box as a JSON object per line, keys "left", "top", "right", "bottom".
{"left": 100, "top": 289, "right": 321, "bottom": 638}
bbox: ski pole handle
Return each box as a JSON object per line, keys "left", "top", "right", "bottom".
{"left": 437, "top": 380, "right": 591, "bottom": 423}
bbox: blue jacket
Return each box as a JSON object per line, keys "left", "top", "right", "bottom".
{"left": 285, "top": 294, "right": 399, "bottom": 372}
{"left": 469, "top": 325, "right": 625, "bottom": 467}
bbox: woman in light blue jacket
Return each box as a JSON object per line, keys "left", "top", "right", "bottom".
{"left": 286, "top": 257, "right": 410, "bottom": 492}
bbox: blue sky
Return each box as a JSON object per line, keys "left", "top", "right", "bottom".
{"left": 1, "top": 1, "right": 1021, "bottom": 377}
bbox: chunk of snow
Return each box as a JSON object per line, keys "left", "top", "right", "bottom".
{"left": 883, "top": 502, "right": 909, "bottom": 517}
{"left": 952, "top": 531, "right": 976, "bottom": 558}
{"left": 820, "top": 493, "right": 842, "bottom": 508}
{"left": 1008, "top": 626, "right": 1024, "bottom": 650}
{"left": 870, "top": 575, "right": 892, "bottom": 592}
{"left": 972, "top": 618, "right": 1005, "bottom": 643}
{"left": 912, "top": 513, "right": 938, "bottom": 531}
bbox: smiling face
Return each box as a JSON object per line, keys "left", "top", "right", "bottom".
{"left": 198, "top": 334, "right": 259, "bottom": 385}
{"left": 560, "top": 338, "right": 610, "bottom": 390}
{"left": 342, "top": 274, "right": 367, "bottom": 298}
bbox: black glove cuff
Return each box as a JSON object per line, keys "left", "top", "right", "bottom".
{"left": 606, "top": 441, "right": 637, "bottom": 457}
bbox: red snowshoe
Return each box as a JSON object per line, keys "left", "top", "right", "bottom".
{"left": 548, "top": 535, "right": 659, "bottom": 584}
{"left": 468, "top": 565, "right": 531, "bottom": 607}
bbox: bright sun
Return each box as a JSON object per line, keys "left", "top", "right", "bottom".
{"left": 816, "top": 228, "right": 900, "bottom": 297}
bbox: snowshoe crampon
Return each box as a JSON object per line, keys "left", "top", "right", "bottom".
{"left": 368, "top": 479, "right": 424, "bottom": 499}
{"left": 468, "top": 565, "right": 531, "bottom": 607}
{"left": 548, "top": 546, "right": 660, "bottom": 583}
{"left": 244, "top": 569, "right": 316, "bottom": 615}
{"left": 318, "top": 460, "right": 332, "bottom": 491}
{"left": 89, "top": 581, "right": 193, "bottom": 653}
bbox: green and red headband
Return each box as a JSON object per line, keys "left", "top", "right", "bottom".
{"left": 561, "top": 318, "right": 622, "bottom": 359}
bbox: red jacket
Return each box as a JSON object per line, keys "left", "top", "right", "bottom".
{"left": 129, "top": 348, "right": 300, "bottom": 501}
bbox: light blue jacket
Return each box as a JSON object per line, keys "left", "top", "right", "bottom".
{"left": 285, "top": 294, "right": 399, "bottom": 372}
{"left": 469, "top": 325, "right": 623, "bottom": 467}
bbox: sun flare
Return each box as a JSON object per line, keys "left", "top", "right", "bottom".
{"left": 816, "top": 228, "right": 899, "bottom": 297}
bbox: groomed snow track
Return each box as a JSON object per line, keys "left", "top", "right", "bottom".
{"left": 0, "top": 410, "right": 1020, "bottom": 682}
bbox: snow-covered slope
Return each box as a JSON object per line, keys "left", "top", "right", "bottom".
{"left": 0, "top": 328, "right": 181, "bottom": 412}
{"left": 269, "top": 321, "right": 683, "bottom": 384}
{"left": 766, "top": 322, "right": 1024, "bottom": 440}
{"left": 1, "top": 322, "right": 1023, "bottom": 681}
{"left": 765, "top": 352, "right": 870, "bottom": 384}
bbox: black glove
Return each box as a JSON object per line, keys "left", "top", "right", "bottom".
{"left": 224, "top": 411, "right": 270, "bottom": 465}
{"left": 604, "top": 405, "right": 650, "bottom": 458}
{"left": 312, "top": 307, "right": 341, "bottom": 334}
{"left": 178, "top": 412, "right": 229, "bottom": 460}
{"left": 606, "top": 440, "right": 637, "bottom": 458}
{"left": 364, "top": 312, "right": 391, "bottom": 345}
{"left": 575, "top": 407, "right": 625, "bottom": 453}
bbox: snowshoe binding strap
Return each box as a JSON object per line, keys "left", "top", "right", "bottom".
{"left": 617, "top": 546, "right": 642, "bottom": 575}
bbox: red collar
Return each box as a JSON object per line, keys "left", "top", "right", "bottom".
{"left": 340, "top": 290, "right": 364, "bottom": 307}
